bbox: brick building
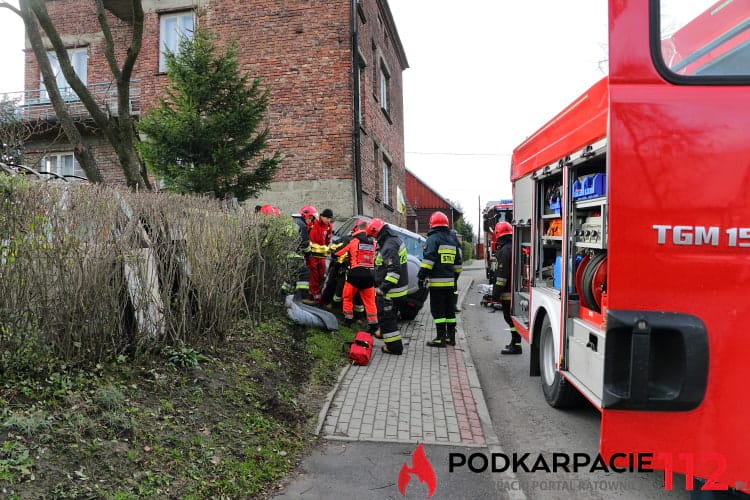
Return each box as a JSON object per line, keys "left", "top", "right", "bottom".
{"left": 17, "top": 0, "right": 408, "bottom": 225}
{"left": 404, "top": 168, "right": 462, "bottom": 236}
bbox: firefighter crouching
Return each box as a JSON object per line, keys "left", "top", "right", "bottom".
{"left": 493, "top": 221, "right": 521, "bottom": 355}
{"left": 333, "top": 219, "right": 379, "bottom": 332}
{"left": 418, "top": 211, "right": 463, "bottom": 347}
{"left": 367, "top": 218, "right": 407, "bottom": 355}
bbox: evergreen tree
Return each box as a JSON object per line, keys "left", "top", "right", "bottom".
{"left": 454, "top": 216, "right": 474, "bottom": 243}
{"left": 138, "top": 29, "right": 281, "bottom": 201}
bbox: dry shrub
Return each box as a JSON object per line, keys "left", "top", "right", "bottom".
{"left": 0, "top": 174, "right": 296, "bottom": 366}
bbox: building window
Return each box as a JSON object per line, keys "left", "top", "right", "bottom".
{"left": 379, "top": 61, "right": 390, "bottom": 113}
{"left": 41, "top": 152, "right": 86, "bottom": 180}
{"left": 381, "top": 155, "right": 392, "bottom": 206}
{"left": 159, "top": 11, "right": 195, "bottom": 72}
{"left": 371, "top": 42, "right": 378, "bottom": 98}
{"left": 40, "top": 48, "right": 88, "bottom": 103}
{"left": 373, "top": 142, "right": 380, "bottom": 199}
{"left": 357, "top": 54, "right": 366, "bottom": 126}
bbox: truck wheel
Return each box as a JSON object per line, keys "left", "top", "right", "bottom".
{"left": 539, "top": 315, "right": 583, "bottom": 408}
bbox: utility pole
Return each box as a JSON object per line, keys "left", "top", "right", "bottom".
{"left": 477, "top": 195, "right": 482, "bottom": 255}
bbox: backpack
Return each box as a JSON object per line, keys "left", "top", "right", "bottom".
{"left": 346, "top": 331, "right": 374, "bottom": 366}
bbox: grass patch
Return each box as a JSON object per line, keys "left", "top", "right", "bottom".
{"left": 0, "top": 317, "right": 354, "bottom": 498}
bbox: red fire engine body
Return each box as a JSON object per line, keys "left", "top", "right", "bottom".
{"left": 482, "top": 200, "right": 513, "bottom": 281}
{"left": 508, "top": 0, "right": 749, "bottom": 493}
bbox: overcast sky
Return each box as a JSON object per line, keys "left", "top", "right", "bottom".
{"left": 389, "top": 0, "right": 609, "bottom": 230}
{"left": 0, "top": 1, "right": 611, "bottom": 230}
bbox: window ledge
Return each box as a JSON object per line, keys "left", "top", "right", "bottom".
{"left": 381, "top": 107, "right": 392, "bottom": 123}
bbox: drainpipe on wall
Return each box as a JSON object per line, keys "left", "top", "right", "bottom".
{"left": 351, "top": 0, "right": 364, "bottom": 215}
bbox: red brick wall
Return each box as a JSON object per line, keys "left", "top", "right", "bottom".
{"left": 355, "top": 0, "right": 406, "bottom": 224}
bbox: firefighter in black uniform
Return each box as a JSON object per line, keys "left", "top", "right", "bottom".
{"left": 290, "top": 211, "right": 311, "bottom": 299}
{"left": 493, "top": 221, "right": 521, "bottom": 354}
{"left": 419, "top": 211, "right": 463, "bottom": 347}
{"left": 366, "top": 218, "right": 407, "bottom": 355}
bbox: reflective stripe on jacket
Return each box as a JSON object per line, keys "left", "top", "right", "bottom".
{"left": 418, "top": 227, "right": 462, "bottom": 287}
{"left": 374, "top": 225, "right": 408, "bottom": 299}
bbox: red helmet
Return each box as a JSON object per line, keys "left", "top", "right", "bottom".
{"left": 259, "top": 204, "right": 281, "bottom": 216}
{"left": 429, "top": 211, "right": 449, "bottom": 229}
{"left": 365, "top": 218, "right": 385, "bottom": 238}
{"left": 352, "top": 218, "right": 369, "bottom": 234}
{"left": 300, "top": 205, "right": 317, "bottom": 219}
{"left": 493, "top": 221, "right": 513, "bottom": 239}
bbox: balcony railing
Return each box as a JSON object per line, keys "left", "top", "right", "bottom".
{"left": 1, "top": 80, "right": 141, "bottom": 122}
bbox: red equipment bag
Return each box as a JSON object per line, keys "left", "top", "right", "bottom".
{"left": 347, "top": 331, "right": 374, "bottom": 366}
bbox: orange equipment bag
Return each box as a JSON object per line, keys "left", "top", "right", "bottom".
{"left": 347, "top": 331, "right": 374, "bottom": 366}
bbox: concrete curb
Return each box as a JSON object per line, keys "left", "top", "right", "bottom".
{"left": 455, "top": 276, "right": 501, "bottom": 447}
{"left": 314, "top": 362, "right": 350, "bottom": 436}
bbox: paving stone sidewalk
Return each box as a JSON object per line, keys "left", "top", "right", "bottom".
{"left": 318, "top": 266, "right": 497, "bottom": 448}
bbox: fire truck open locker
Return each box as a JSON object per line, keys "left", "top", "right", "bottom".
{"left": 482, "top": 200, "right": 513, "bottom": 281}
{"left": 509, "top": 0, "right": 749, "bottom": 494}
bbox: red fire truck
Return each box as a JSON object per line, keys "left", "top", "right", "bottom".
{"left": 482, "top": 199, "right": 513, "bottom": 281}
{"left": 509, "top": 0, "right": 749, "bottom": 494}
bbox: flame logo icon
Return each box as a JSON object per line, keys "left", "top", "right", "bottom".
{"left": 398, "top": 443, "right": 437, "bottom": 497}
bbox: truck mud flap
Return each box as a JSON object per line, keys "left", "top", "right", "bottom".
{"left": 602, "top": 310, "right": 708, "bottom": 411}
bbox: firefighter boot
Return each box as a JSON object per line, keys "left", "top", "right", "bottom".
{"left": 368, "top": 324, "right": 381, "bottom": 337}
{"left": 446, "top": 326, "right": 456, "bottom": 347}
{"left": 426, "top": 325, "right": 447, "bottom": 348}
{"left": 501, "top": 330, "right": 522, "bottom": 355}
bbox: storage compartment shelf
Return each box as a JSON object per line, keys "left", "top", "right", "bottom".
{"left": 575, "top": 196, "right": 607, "bottom": 209}
{"left": 576, "top": 241, "right": 606, "bottom": 249}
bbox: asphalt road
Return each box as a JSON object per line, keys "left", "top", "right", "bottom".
{"left": 460, "top": 265, "right": 686, "bottom": 500}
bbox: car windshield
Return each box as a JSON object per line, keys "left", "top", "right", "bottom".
{"left": 390, "top": 227, "right": 424, "bottom": 259}
{"left": 334, "top": 216, "right": 424, "bottom": 259}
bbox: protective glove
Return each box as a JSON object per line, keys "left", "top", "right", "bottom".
{"left": 418, "top": 278, "right": 427, "bottom": 290}
{"left": 375, "top": 287, "right": 384, "bottom": 297}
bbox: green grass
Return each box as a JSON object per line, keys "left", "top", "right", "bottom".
{"left": 0, "top": 317, "right": 354, "bottom": 497}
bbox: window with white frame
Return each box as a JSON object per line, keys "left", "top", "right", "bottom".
{"left": 41, "top": 152, "right": 86, "bottom": 179}
{"left": 357, "top": 55, "right": 366, "bottom": 126}
{"left": 159, "top": 11, "right": 195, "bottom": 72}
{"left": 40, "top": 48, "right": 88, "bottom": 103}
{"left": 381, "top": 155, "right": 392, "bottom": 206}
{"left": 379, "top": 61, "right": 390, "bottom": 113}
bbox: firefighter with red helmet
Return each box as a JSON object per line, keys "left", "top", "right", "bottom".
{"left": 367, "top": 218, "right": 407, "bottom": 355}
{"left": 323, "top": 219, "right": 367, "bottom": 310}
{"left": 258, "top": 204, "right": 281, "bottom": 216}
{"left": 334, "top": 220, "right": 378, "bottom": 332}
{"left": 492, "top": 221, "right": 521, "bottom": 354}
{"left": 301, "top": 206, "right": 334, "bottom": 304}
{"left": 418, "top": 211, "right": 463, "bottom": 347}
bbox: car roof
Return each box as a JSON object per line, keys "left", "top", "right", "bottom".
{"left": 338, "top": 215, "right": 425, "bottom": 242}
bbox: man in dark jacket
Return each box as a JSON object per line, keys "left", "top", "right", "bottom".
{"left": 493, "top": 221, "right": 521, "bottom": 354}
{"left": 290, "top": 212, "right": 311, "bottom": 299}
{"left": 418, "top": 211, "right": 463, "bottom": 347}
{"left": 366, "top": 218, "right": 407, "bottom": 355}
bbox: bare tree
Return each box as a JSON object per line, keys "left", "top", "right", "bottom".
{"left": 1, "top": 0, "right": 151, "bottom": 189}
